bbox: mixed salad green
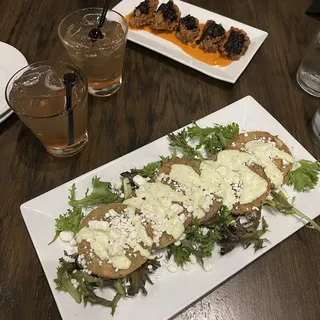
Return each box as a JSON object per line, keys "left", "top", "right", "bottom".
{"left": 50, "top": 121, "right": 320, "bottom": 314}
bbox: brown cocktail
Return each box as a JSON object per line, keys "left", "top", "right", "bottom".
{"left": 5, "top": 61, "right": 88, "bottom": 157}
{"left": 58, "top": 8, "right": 128, "bottom": 97}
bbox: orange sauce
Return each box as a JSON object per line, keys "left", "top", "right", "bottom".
{"left": 125, "top": 15, "right": 232, "bottom": 67}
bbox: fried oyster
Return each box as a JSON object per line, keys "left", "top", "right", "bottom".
{"left": 129, "top": 0, "right": 159, "bottom": 28}
{"left": 196, "top": 20, "right": 226, "bottom": 53}
{"left": 152, "top": 0, "right": 181, "bottom": 32}
{"left": 219, "top": 27, "right": 250, "bottom": 60}
{"left": 176, "top": 14, "right": 200, "bottom": 44}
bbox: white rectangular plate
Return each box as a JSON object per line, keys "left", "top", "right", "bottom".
{"left": 113, "top": 0, "right": 268, "bottom": 83}
{"left": 21, "top": 96, "right": 320, "bottom": 320}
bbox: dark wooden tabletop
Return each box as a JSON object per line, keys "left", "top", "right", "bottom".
{"left": 1, "top": 0, "right": 320, "bottom": 319}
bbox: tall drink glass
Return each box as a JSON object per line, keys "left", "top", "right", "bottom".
{"left": 5, "top": 60, "right": 88, "bottom": 157}
{"left": 296, "top": 29, "right": 320, "bottom": 97}
{"left": 58, "top": 8, "right": 128, "bottom": 97}
{"left": 312, "top": 108, "right": 320, "bottom": 142}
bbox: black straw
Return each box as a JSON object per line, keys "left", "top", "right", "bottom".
{"left": 88, "top": 0, "right": 111, "bottom": 41}
{"left": 98, "top": 0, "right": 111, "bottom": 28}
{"left": 63, "top": 73, "right": 78, "bottom": 146}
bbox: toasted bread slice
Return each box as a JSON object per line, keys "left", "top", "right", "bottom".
{"left": 225, "top": 131, "right": 293, "bottom": 185}
{"left": 207, "top": 154, "right": 270, "bottom": 215}
{"left": 78, "top": 204, "right": 153, "bottom": 279}
{"left": 153, "top": 157, "right": 222, "bottom": 224}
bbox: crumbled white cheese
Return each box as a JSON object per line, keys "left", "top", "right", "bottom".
{"left": 182, "top": 263, "right": 191, "bottom": 271}
{"left": 69, "top": 239, "right": 77, "bottom": 247}
{"left": 64, "top": 244, "right": 78, "bottom": 255}
{"left": 63, "top": 256, "right": 75, "bottom": 263}
{"left": 170, "top": 203, "right": 184, "bottom": 214}
{"left": 174, "top": 240, "right": 181, "bottom": 246}
{"left": 59, "top": 231, "right": 74, "bottom": 242}
{"left": 76, "top": 207, "right": 152, "bottom": 270}
{"left": 112, "top": 180, "right": 122, "bottom": 190}
{"left": 203, "top": 258, "right": 213, "bottom": 272}
{"left": 201, "top": 227, "right": 209, "bottom": 236}
{"left": 133, "top": 175, "right": 147, "bottom": 187}
{"left": 189, "top": 254, "right": 197, "bottom": 264}
{"left": 71, "top": 279, "right": 79, "bottom": 289}
{"left": 178, "top": 233, "right": 186, "bottom": 241}
{"left": 167, "top": 264, "right": 177, "bottom": 273}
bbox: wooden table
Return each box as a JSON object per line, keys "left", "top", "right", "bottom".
{"left": 1, "top": 0, "right": 320, "bottom": 319}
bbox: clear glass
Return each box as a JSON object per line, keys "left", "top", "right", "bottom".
{"left": 296, "top": 30, "right": 320, "bottom": 97}
{"left": 312, "top": 109, "right": 320, "bottom": 141}
{"left": 58, "top": 8, "right": 128, "bottom": 97}
{"left": 5, "top": 60, "right": 88, "bottom": 157}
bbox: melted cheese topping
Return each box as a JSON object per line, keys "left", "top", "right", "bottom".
{"left": 124, "top": 182, "right": 189, "bottom": 243}
{"left": 76, "top": 207, "right": 152, "bottom": 270}
{"left": 76, "top": 137, "right": 293, "bottom": 271}
{"left": 200, "top": 150, "right": 268, "bottom": 209}
{"left": 244, "top": 140, "right": 294, "bottom": 188}
{"left": 169, "top": 164, "right": 209, "bottom": 219}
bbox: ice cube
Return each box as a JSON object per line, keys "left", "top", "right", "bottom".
{"left": 44, "top": 69, "right": 64, "bottom": 91}
{"left": 66, "top": 24, "right": 82, "bottom": 38}
{"left": 81, "top": 13, "right": 99, "bottom": 26}
{"left": 17, "top": 65, "right": 51, "bottom": 87}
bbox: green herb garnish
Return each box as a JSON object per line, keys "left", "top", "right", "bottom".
{"left": 125, "top": 258, "right": 161, "bottom": 296}
{"left": 168, "top": 122, "right": 239, "bottom": 159}
{"left": 287, "top": 160, "right": 320, "bottom": 192}
{"left": 188, "top": 122, "right": 239, "bottom": 157}
{"left": 54, "top": 260, "right": 122, "bottom": 315}
{"left": 69, "top": 176, "right": 122, "bottom": 208}
{"left": 168, "top": 129, "right": 203, "bottom": 160}
{"left": 205, "top": 206, "right": 235, "bottom": 231}
{"left": 167, "top": 219, "right": 221, "bottom": 267}
{"left": 240, "top": 217, "right": 269, "bottom": 250}
{"left": 55, "top": 257, "right": 160, "bottom": 314}
{"left": 121, "top": 154, "right": 176, "bottom": 183}
{"left": 264, "top": 190, "right": 320, "bottom": 232}
{"left": 137, "top": 157, "right": 168, "bottom": 178}
{"left": 49, "top": 207, "right": 83, "bottom": 244}
{"left": 218, "top": 215, "right": 269, "bottom": 254}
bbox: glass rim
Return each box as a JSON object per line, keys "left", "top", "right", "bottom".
{"left": 5, "top": 60, "right": 88, "bottom": 119}
{"left": 57, "top": 8, "right": 128, "bottom": 48}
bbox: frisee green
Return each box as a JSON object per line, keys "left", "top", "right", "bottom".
{"left": 126, "top": 258, "right": 161, "bottom": 296}
{"left": 54, "top": 257, "right": 161, "bottom": 314}
{"left": 205, "top": 206, "right": 235, "bottom": 231}
{"left": 264, "top": 190, "right": 320, "bottom": 232}
{"left": 215, "top": 213, "right": 269, "bottom": 254}
{"left": 137, "top": 155, "right": 171, "bottom": 178}
{"left": 54, "top": 260, "right": 123, "bottom": 315}
{"left": 167, "top": 218, "right": 222, "bottom": 267}
{"left": 120, "top": 153, "right": 177, "bottom": 184}
{"left": 287, "top": 160, "right": 320, "bottom": 192}
{"left": 188, "top": 122, "right": 239, "bottom": 157}
{"left": 239, "top": 217, "right": 269, "bottom": 251}
{"left": 69, "top": 176, "right": 122, "bottom": 208}
{"left": 168, "top": 122, "right": 239, "bottom": 159}
{"left": 49, "top": 207, "right": 83, "bottom": 244}
{"left": 168, "top": 129, "right": 203, "bottom": 160}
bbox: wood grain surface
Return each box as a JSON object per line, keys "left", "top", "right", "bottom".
{"left": 0, "top": 0, "right": 320, "bottom": 319}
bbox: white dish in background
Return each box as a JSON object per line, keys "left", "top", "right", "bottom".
{"left": 0, "top": 42, "right": 28, "bottom": 119}
{"left": 113, "top": 0, "right": 268, "bottom": 83}
{"left": 20, "top": 96, "right": 320, "bottom": 320}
